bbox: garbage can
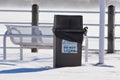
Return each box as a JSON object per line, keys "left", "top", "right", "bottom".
{"left": 53, "top": 15, "right": 85, "bottom": 68}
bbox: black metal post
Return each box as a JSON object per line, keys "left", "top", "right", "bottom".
{"left": 107, "top": 5, "right": 115, "bottom": 53}
{"left": 31, "top": 4, "right": 39, "bottom": 52}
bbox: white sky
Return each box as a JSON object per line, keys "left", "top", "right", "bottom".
{"left": 0, "top": 0, "right": 120, "bottom": 10}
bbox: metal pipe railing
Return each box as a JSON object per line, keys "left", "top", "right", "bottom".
{"left": 0, "top": 9, "right": 120, "bottom": 51}
{"left": 0, "top": 9, "right": 120, "bottom": 14}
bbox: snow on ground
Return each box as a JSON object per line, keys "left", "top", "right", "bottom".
{"left": 0, "top": 49, "right": 120, "bottom": 80}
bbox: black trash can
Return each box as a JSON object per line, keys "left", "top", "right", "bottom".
{"left": 53, "top": 15, "right": 85, "bottom": 68}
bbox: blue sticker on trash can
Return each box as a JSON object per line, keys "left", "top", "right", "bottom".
{"left": 62, "top": 40, "right": 77, "bottom": 53}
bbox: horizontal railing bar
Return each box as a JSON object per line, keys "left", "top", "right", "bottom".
{"left": 114, "top": 24, "right": 120, "bottom": 26}
{"left": 0, "top": 22, "right": 52, "bottom": 25}
{"left": 0, "top": 22, "right": 31, "bottom": 24}
{"left": 84, "top": 24, "right": 107, "bottom": 26}
{"left": 88, "top": 36, "right": 100, "bottom": 38}
{"left": 0, "top": 22, "right": 107, "bottom": 26}
{"left": 5, "top": 22, "right": 120, "bottom": 27}
{"left": 115, "top": 11, "right": 120, "bottom": 14}
{"left": 1, "top": 22, "right": 120, "bottom": 27}
{"left": 0, "top": 21, "right": 120, "bottom": 27}
{"left": 0, "top": 10, "right": 100, "bottom": 13}
{"left": 0, "top": 47, "right": 21, "bottom": 49}
{"left": 5, "top": 34, "right": 53, "bottom": 38}
{"left": 41, "top": 10, "right": 100, "bottom": 14}
{"left": 0, "top": 47, "right": 97, "bottom": 51}
{"left": 0, "top": 47, "right": 120, "bottom": 51}
{"left": 0, "top": 47, "right": 98, "bottom": 51}
{"left": 5, "top": 25, "right": 53, "bottom": 28}
{"left": 0, "top": 10, "right": 98, "bottom": 13}
{"left": 1, "top": 34, "right": 120, "bottom": 39}
{"left": 86, "top": 36, "right": 120, "bottom": 39}
{"left": 2, "top": 9, "right": 120, "bottom": 14}
{"left": 39, "top": 10, "right": 100, "bottom": 13}
{"left": 0, "top": 10, "right": 31, "bottom": 12}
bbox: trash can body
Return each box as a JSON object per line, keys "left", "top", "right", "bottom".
{"left": 53, "top": 15, "right": 84, "bottom": 68}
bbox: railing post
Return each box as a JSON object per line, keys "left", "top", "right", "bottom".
{"left": 3, "top": 33, "right": 7, "bottom": 60}
{"left": 31, "top": 4, "right": 39, "bottom": 53}
{"left": 107, "top": 5, "right": 115, "bottom": 53}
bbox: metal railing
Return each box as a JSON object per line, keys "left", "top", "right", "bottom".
{"left": 0, "top": 9, "right": 120, "bottom": 51}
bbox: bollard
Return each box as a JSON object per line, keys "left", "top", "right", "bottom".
{"left": 107, "top": 5, "right": 115, "bottom": 53}
{"left": 31, "top": 4, "right": 39, "bottom": 53}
